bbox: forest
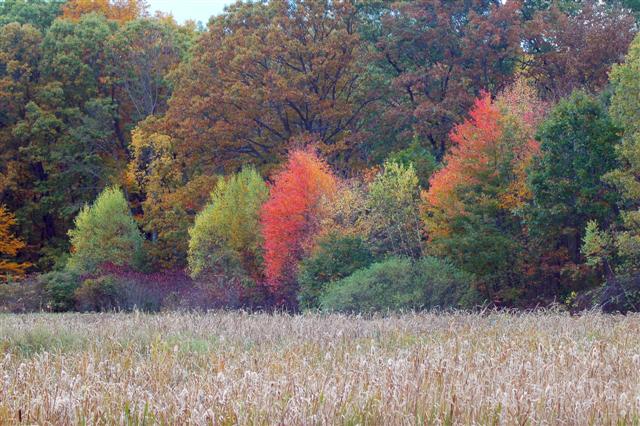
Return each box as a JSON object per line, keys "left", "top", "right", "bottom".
{"left": 2, "top": 0, "right": 640, "bottom": 313}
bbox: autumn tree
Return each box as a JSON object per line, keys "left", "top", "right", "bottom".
{"left": 423, "top": 81, "right": 546, "bottom": 304}
{"left": 128, "top": 0, "right": 377, "bottom": 267}
{"left": 62, "top": 0, "right": 147, "bottom": 23}
{"left": 260, "top": 149, "right": 338, "bottom": 306}
{"left": 523, "top": 2, "right": 636, "bottom": 100}
{"left": 150, "top": 0, "right": 378, "bottom": 173}
{"left": 373, "top": 0, "right": 522, "bottom": 160}
{"left": 126, "top": 119, "right": 215, "bottom": 268}
{"left": 0, "top": 205, "right": 30, "bottom": 280}
{"left": 188, "top": 167, "right": 268, "bottom": 280}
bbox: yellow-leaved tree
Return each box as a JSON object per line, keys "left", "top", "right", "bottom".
{"left": 0, "top": 206, "right": 30, "bottom": 280}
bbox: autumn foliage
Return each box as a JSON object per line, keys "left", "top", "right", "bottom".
{"left": 2, "top": 0, "right": 640, "bottom": 311}
{"left": 0, "top": 206, "right": 30, "bottom": 280}
{"left": 63, "top": 0, "right": 146, "bottom": 23}
{"left": 260, "top": 149, "right": 338, "bottom": 300}
{"left": 425, "top": 83, "right": 545, "bottom": 238}
{"left": 423, "top": 82, "right": 546, "bottom": 302}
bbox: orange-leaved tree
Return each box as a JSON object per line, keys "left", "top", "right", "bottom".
{"left": 0, "top": 206, "right": 30, "bottom": 280}
{"left": 62, "top": 0, "right": 147, "bottom": 23}
{"left": 260, "top": 149, "right": 338, "bottom": 306}
{"left": 423, "top": 80, "right": 546, "bottom": 304}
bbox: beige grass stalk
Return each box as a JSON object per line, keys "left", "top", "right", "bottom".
{"left": 0, "top": 311, "right": 639, "bottom": 424}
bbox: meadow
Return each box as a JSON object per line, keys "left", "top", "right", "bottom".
{"left": 0, "top": 311, "right": 639, "bottom": 425}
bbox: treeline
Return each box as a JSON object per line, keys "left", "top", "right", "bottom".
{"left": 2, "top": 0, "right": 640, "bottom": 312}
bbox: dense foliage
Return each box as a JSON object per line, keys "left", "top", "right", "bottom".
{"left": 188, "top": 167, "right": 268, "bottom": 280}
{"left": 320, "top": 257, "right": 474, "bottom": 313}
{"left": 2, "top": 0, "right": 640, "bottom": 312}
{"left": 67, "top": 186, "right": 144, "bottom": 274}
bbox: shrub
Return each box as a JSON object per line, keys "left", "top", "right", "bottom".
{"left": 297, "top": 234, "right": 374, "bottom": 310}
{"left": 74, "top": 275, "right": 121, "bottom": 312}
{"left": 38, "top": 271, "right": 80, "bottom": 312}
{"left": 67, "top": 186, "right": 145, "bottom": 274}
{"left": 75, "top": 264, "right": 268, "bottom": 312}
{"left": 78, "top": 264, "right": 191, "bottom": 312}
{"left": 320, "top": 256, "right": 475, "bottom": 312}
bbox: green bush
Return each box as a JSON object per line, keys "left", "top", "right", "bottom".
{"left": 320, "top": 256, "right": 475, "bottom": 312}
{"left": 298, "top": 234, "right": 374, "bottom": 309}
{"left": 38, "top": 271, "right": 80, "bottom": 312}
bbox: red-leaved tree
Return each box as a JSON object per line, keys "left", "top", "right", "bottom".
{"left": 423, "top": 81, "right": 546, "bottom": 303}
{"left": 260, "top": 149, "right": 338, "bottom": 306}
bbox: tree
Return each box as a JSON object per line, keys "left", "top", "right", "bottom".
{"left": 0, "top": 0, "right": 64, "bottom": 31}
{"left": 385, "top": 141, "right": 438, "bottom": 188}
{"left": 423, "top": 81, "right": 546, "bottom": 304}
{"left": 364, "top": 161, "right": 423, "bottom": 258}
{"left": 523, "top": 2, "right": 636, "bottom": 100}
{"left": 188, "top": 167, "right": 268, "bottom": 280}
{"left": 374, "top": 0, "right": 522, "bottom": 159}
{"left": 260, "top": 149, "right": 338, "bottom": 306}
{"left": 126, "top": 119, "right": 216, "bottom": 268}
{"left": 0, "top": 205, "right": 30, "bottom": 280}
{"left": 526, "top": 91, "right": 620, "bottom": 293}
{"left": 589, "top": 33, "right": 640, "bottom": 275}
{"left": 0, "top": 13, "right": 188, "bottom": 270}
{"left": 147, "top": 0, "right": 378, "bottom": 173}
{"left": 0, "top": 15, "right": 127, "bottom": 268}
{"left": 108, "top": 17, "right": 193, "bottom": 124}
{"left": 62, "top": 0, "right": 147, "bottom": 23}
{"left": 67, "top": 186, "right": 144, "bottom": 274}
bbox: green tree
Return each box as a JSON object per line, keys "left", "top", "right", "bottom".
{"left": 365, "top": 161, "right": 422, "bottom": 258}
{"left": 0, "top": 0, "right": 64, "bottom": 30}
{"left": 572, "top": 33, "right": 640, "bottom": 277}
{"left": 67, "top": 186, "right": 144, "bottom": 274}
{"left": 188, "top": 167, "right": 268, "bottom": 279}
{"left": 1, "top": 14, "right": 126, "bottom": 268}
{"left": 527, "top": 91, "right": 620, "bottom": 282}
{"left": 385, "top": 141, "right": 438, "bottom": 189}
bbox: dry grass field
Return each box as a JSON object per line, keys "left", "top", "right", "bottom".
{"left": 0, "top": 311, "right": 639, "bottom": 425}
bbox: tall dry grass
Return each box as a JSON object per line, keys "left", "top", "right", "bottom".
{"left": 0, "top": 311, "right": 639, "bottom": 424}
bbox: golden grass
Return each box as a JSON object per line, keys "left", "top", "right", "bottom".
{"left": 0, "top": 311, "right": 639, "bottom": 425}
